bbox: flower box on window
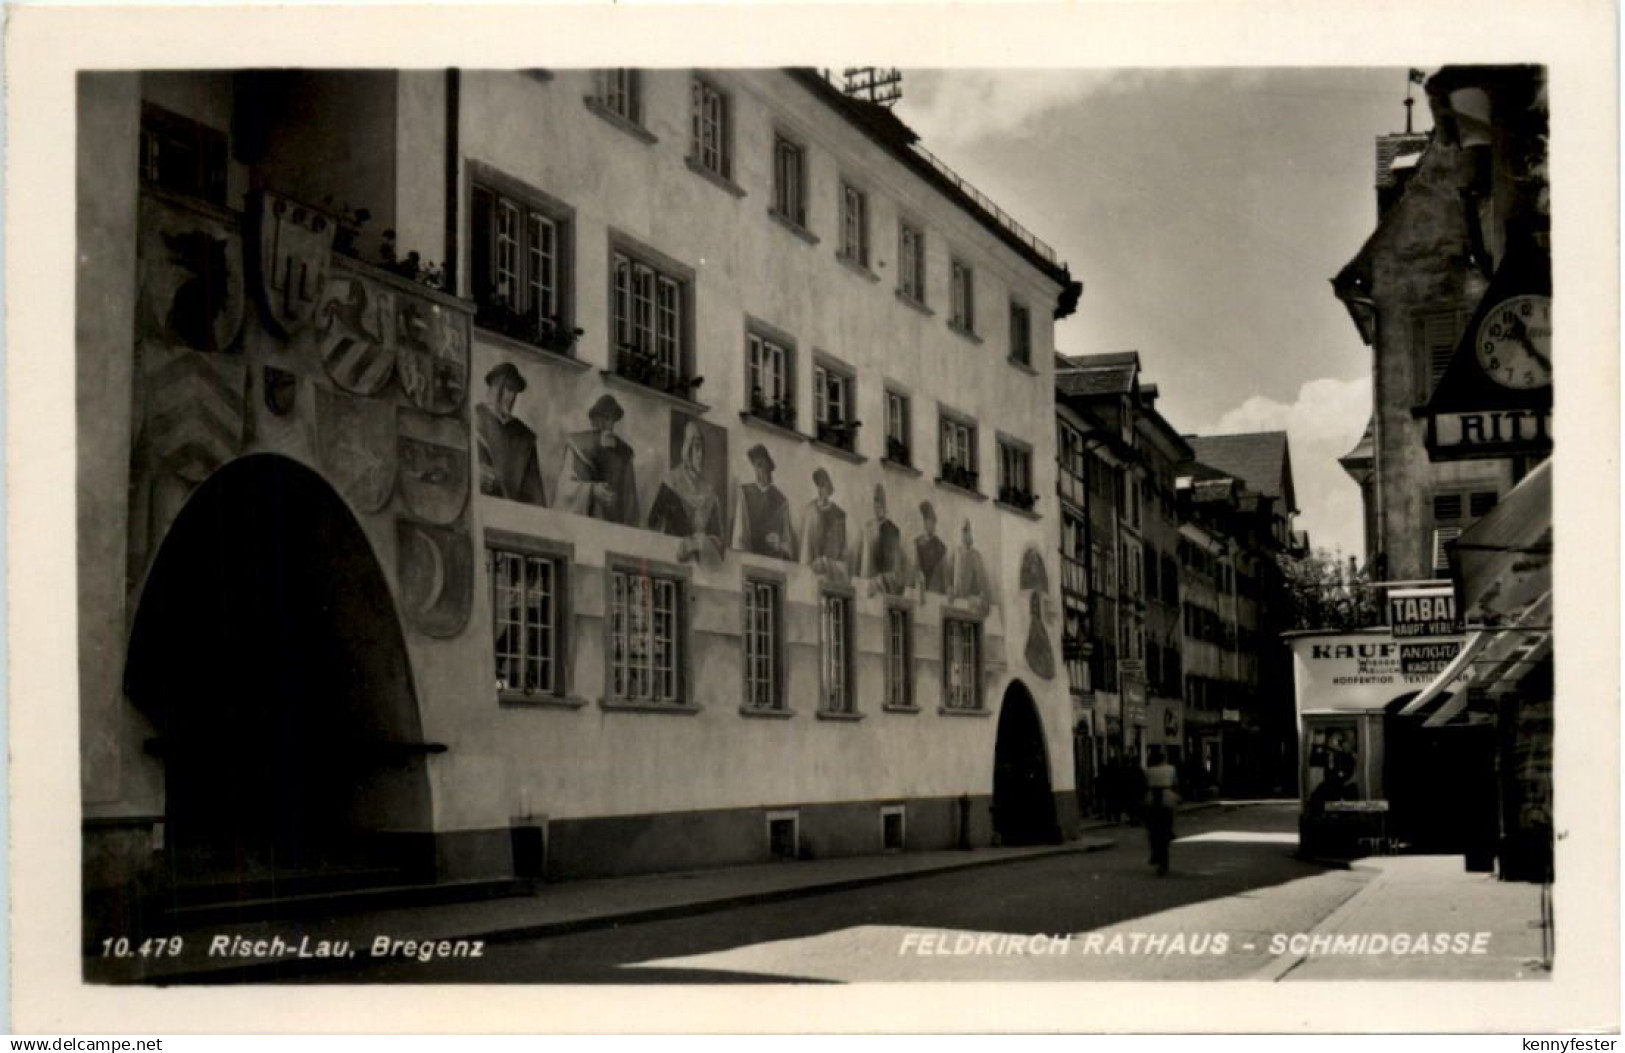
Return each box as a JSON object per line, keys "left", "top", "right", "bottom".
{"left": 816, "top": 419, "right": 861, "bottom": 452}
{"left": 885, "top": 436, "right": 911, "bottom": 466}
{"left": 999, "top": 485, "right": 1038, "bottom": 511}
{"left": 615, "top": 345, "right": 704, "bottom": 399}
{"left": 748, "top": 389, "right": 797, "bottom": 429}
{"left": 940, "top": 461, "right": 979, "bottom": 491}
{"left": 476, "top": 294, "right": 584, "bottom": 354}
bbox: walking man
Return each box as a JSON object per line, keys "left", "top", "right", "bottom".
{"left": 1144, "top": 746, "right": 1180, "bottom": 876}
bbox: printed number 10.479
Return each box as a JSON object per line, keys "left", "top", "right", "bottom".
{"left": 101, "top": 936, "right": 184, "bottom": 957}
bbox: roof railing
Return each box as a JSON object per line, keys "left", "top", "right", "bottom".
{"left": 907, "top": 140, "right": 1058, "bottom": 265}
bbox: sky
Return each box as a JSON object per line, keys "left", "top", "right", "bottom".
{"left": 895, "top": 68, "right": 1433, "bottom": 560}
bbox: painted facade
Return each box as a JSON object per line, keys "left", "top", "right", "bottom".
{"left": 79, "top": 68, "right": 1082, "bottom": 913}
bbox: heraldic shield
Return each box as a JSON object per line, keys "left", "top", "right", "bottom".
{"left": 138, "top": 343, "right": 247, "bottom": 484}
{"left": 136, "top": 194, "right": 246, "bottom": 355}
{"left": 253, "top": 190, "right": 335, "bottom": 339}
{"left": 317, "top": 272, "right": 398, "bottom": 396}
{"left": 397, "top": 406, "right": 470, "bottom": 525}
{"left": 396, "top": 298, "right": 469, "bottom": 416}
{"left": 397, "top": 518, "right": 473, "bottom": 638}
{"left": 315, "top": 385, "right": 397, "bottom": 514}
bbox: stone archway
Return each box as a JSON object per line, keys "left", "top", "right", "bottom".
{"left": 124, "top": 454, "right": 433, "bottom": 896}
{"left": 992, "top": 680, "right": 1060, "bottom": 846}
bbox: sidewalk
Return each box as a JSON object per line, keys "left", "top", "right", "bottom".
{"left": 1256, "top": 854, "right": 1553, "bottom": 981}
{"left": 87, "top": 832, "right": 1117, "bottom": 985}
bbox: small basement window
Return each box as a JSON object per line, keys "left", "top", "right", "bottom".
{"left": 880, "top": 806, "right": 906, "bottom": 852}
{"left": 767, "top": 810, "right": 799, "bottom": 861}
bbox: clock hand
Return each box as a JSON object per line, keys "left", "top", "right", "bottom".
{"left": 1508, "top": 314, "right": 1552, "bottom": 372}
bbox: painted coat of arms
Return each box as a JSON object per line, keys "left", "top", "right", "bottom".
{"left": 137, "top": 194, "right": 246, "bottom": 354}
{"left": 316, "top": 273, "right": 398, "bottom": 396}
{"left": 253, "top": 190, "right": 334, "bottom": 339}
{"left": 315, "top": 385, "right": 397, "bottom": 514}
{"left": 397, "top": 407, "right": 470, "bottom": 525}
{"left": 396, "top": 299, "right": 468, "bottom": 416}
{"left": 396, "top": 518, "right": 473, "bottom": 638}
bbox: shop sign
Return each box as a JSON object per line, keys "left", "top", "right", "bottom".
{"left": 1289, "top": 630, "right": 1436, "bottom": 714}
{"left": 1428, "top": 408, "right": 1552, "bottom": 461}
{"left": 1118, "top": 659, "right": 1145, "bottom": 681}
{"left": 1388, "top": 587, "right": 1462, "bottom": 639}
{"left": 1398, "top": 639, "right": 1463, "bottom": 676}
{"left": 1123, "top": 679, "right": 1147, "bottom": 726}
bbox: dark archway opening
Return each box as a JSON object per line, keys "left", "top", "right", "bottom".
{"left": 125, "top": 455, "right": 433, "bottom": 898}
{"left": 992, "top": 682, "right": 1060, "bottom": 846}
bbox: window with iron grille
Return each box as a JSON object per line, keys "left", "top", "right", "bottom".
{"left": 591, "top": 69, "right": 643, "bottom": 126}
{"left": 998, "top": 440, "right": 1035, "bottom": 510}
{"left": 140, "top": 102, "right": 228, "bottom": 205}
{"left": 814, "top": 362, "right": 857, "bottom": 450}
{"left": 608, "top": 566, "right": 683, "bottom": 704}
{"left": 472, "top": 183, "right": 572, "bottom": 349}
{"left": 939, "top": 414, "right": 978, "bottom": 490}
{"left": 1009, "top": 301, "right": 1032, "bottom": 365}
{"left": 898, "top": 221, "right": 926, "bottom": 303}
{"left": 840, "top": 182, "right": 870, "bottom": 266}
{"left": 820, "top": 593, "right": 854, "bottom": 714}
{"left": 950, "top": 259, "right": 976, "bottom": 332}
{"left": 743, "top": 578, "right": 783, "bottom": 710}
{"left": 885, "top": 606, "right": 913, "bottom": 708}
{"left": 944, "top": 618, "right": 983, "bottom": 710}
{"left": 489, "top": 546, "right": 564, "bottom": 697}
{"left": 611, "top": 247, "right": 688, "bottom": 387}
{"left": 884, "top": 388, "right": 911, "bottom": 465}
{"left": 690, "top": 76, "right": 731, "bottom": 179}
{"left": 772, "top": 133, "right": 807, "bottom": 227}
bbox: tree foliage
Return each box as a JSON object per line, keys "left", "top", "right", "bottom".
{"left": 1278, "top": 548, "right": 1382, "bottom": 631}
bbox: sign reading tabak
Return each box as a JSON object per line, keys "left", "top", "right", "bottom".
{"left": 1388, "top": 586, "right": 1464, "bottom": 676}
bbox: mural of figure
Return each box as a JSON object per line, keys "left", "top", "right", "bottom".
{"left": 860, "top": 483, "right": 908, "bottom": 596}
{"left": 1019, "top": 546, "right": 1057, "bottom": 680}
{"left": 800, "top": 467, "right": 852, "bottom": 583}
{"left": 950, "top": 518, "right": 992, "bottom": 614}
{"left": 162, "top": 230, "right": 233, "bottom": 352}
{"left": 648, "top": 417, "right": 726, "bottom": 566}
{"left": 557, "top": 393, "right": 640, "bottom": 524}
{"left": 913, "top": 500, "right": 950, "bottom": 595}
{"left": 733, "top": 443, "right": 796, "bottom": 560}
{"left": 476, "top": 362, "right": 547, "bottom": 506}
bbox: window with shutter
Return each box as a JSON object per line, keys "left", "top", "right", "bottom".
{"left": 1432, "top": 494, "right": 1464, "bottom": 521}
{"left": 1432, "top": 527, "right": 1463, "bottom": 573}
{"left": 1414, "top": 309, "right": 1463, "bottom": 400}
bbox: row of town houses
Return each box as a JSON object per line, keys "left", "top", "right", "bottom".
{"left": 78, "top": 67, "right": 1305, "bottom": 919}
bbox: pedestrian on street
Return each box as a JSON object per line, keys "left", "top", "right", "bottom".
{"left": 1144, "top": 747, "right": 1180, "bottom": 876}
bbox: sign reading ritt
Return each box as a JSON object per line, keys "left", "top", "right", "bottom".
{"left": 1388, "top": 585, "right": 1465, "bottom": 676}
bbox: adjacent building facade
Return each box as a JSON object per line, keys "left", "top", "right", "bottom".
{"left": 79, "top": 68, "right": 1086, "bottom": 920}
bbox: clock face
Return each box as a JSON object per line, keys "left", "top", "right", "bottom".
{"left": 1475, "top": 294, "right": 1552, "bottom": 389}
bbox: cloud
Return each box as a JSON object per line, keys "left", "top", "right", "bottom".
{"left": 1201, "top": 375, "right": 1372, "bottom": 560}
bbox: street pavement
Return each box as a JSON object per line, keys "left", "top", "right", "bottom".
{"left": 296, "top": 801, "right": 1517, "bottom": 984}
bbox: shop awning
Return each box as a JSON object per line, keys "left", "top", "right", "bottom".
{"left": 1399, "top": 590, "right": 1552, "bottom": 724}
{"left": 1454, "top": 459, "right": 1552, "bottom": 627}
{"left": 1396, "top": 632, "right": 1490, "bottom": 716}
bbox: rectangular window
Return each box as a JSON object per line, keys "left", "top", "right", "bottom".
{"left": 898, "top": 221, "right": 926, "bottom": 303}
{"left": 944, "top": 618, "right": 983, "bottom": 711}
{"left": 884, "top": 389, "right": 911, "bottom": 465}
{"left": 820, "top": 593, "right": 854, "bottom": 714}
{"left": 612, "top": 247, "right": 689, "bottom": 389}
{"left": 489, "top": 546, "right": 564, "bottom": 697}
{"left": 1469, "top": 491, "right": 1498, "bottom": 518}
{"left": 1433, "top": 493, "right": 1464, "bottom": 522}
{"left": 1414, "top": 309, "right": 1464, "bottom": 400}
{"left": 690, "top": 76, "right": 731, "bottom": 179}
{"left": 998, "top": 440, "right": 1035, "bottom": 510}
{"left": 1009, "top": 301, "right": 1032, "bottom": 365}
{"left": 608, "top": 566, "right": 683, "bottom": 704}
{"left": 747, "top": 330, "right": 793, "bottom": 419}
{"left": 813, "top": 362, "right": 857, "bottom": 450}
{"left": 472, "top": 183, "right": 571, "bottom": 348}
{"left": 840, "top": 182, "right": 869, "bottom": 266}
{"left": 885, "top": 606, "right": 913, "bottom": 709}
{"left": 772, "top": 133, "right": 807, "bottom": 227}
{"left": 592, "top": 69, "right": 642, "bottom": 125}
{"left": 139, "top": 102, "right": 227, "bottom": 206}
{"left": 939, "top": 414, "right": 978, "bottom": 491}
{"left": 950, "top": 259, "right": 976, "bottom": 332}
{"left": 1432, "top": 527, "right": 1463, "bottom": 574}
{"left": 743, "top": 579, "right": 783, "bottom": 710}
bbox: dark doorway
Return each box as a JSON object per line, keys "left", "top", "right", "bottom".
{"left": 125, "top": 455, "right": 433, "bottom": 897}
{"left": 992, "top": 682, "right": 1059, "bottom": 845}
{"left": 1385, "top": 708, "right": 1498, "bottom": 862}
